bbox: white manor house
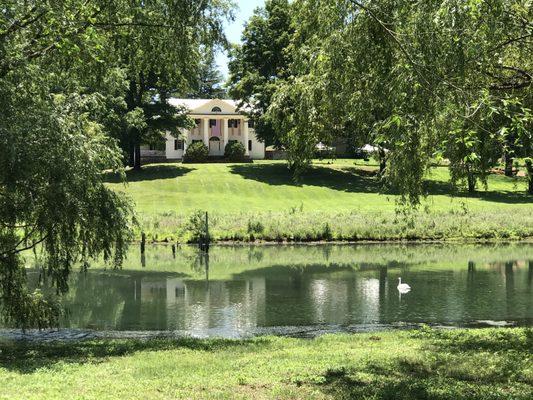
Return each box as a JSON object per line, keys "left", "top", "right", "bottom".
{"left": 141, "top": 98, "right": 265, "bottom": 160}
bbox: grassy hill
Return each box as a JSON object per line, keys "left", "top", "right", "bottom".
{"left": 105, "top": 160, "right": 533, "bottom": 242}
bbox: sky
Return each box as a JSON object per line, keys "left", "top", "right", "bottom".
{"left": 216, "top": 0, "right": 265, "bottom": 80}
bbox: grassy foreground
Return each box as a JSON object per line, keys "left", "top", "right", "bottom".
{"left": 1, "top": 328, "right": 532, "bottom": 399}
{"left": 105, "top": 160, "right": 533, "bottom": 242}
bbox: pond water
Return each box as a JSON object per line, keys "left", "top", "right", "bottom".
{"left": 26, "top": 244, "right": 533, "bottom": 337}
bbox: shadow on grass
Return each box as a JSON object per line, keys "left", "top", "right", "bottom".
{"left": 318, "top": 329, "right": 533, "bottom": 400}
{"left": 230, "top": 163, "right": 382, "bottom": 194}
{"left": 423, "top": 179, "right": 532, "bottom": 204}
{"left": 411, "top": 327, "right": 533, "bottom": 353}
{"left": 0, "top": 336, "right": 271, "bottom": 374}
{"left": 104, "top": 164, "right": 194, "bottom": 183}
{"left": 233, "top": 163, "right": 532, "bottom": 203}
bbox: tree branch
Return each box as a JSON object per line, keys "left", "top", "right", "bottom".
{"left": 0, "top": 6, "right": 46, "bottom": 40}
{"left": 490, "top": 33, "right": 533, "bottom": 53}
{"left": 0, "top": 234, "right": 49, "bottom": 259}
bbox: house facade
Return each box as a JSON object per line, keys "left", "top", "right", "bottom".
{"left": 141, "top": 98, "right": 265, "bottom": 161}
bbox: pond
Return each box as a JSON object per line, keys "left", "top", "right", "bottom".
{"left": 25, "top": 244, "right": 533, "bottom": 337}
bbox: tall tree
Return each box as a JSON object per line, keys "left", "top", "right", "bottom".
{"left": 106, "top": 1, "right": 233, "bottom": 170}
{"left": 228, "top": 0, "right": 293, "bottom": 146}
{"left": 189, "top": 49, "right": 227, "bottom": 99}
{"left": 0, "top": 0, "right": 234, "bottom": 327}
{"left": 267, "top": 0, "right": 532, "bottom": 200}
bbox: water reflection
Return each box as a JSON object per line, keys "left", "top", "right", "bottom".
{"left": 26, "top": 244, "right": 533, "bottom": 336}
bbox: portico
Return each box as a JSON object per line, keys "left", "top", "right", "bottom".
{"left": 159, "top": 98, "right": 264, "bottom": 160}
{"left": 194, "top": 115, "right": 250, "bottom": 157}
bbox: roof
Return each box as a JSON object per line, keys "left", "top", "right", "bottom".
{"left": 168, "top": 98, "right": 252, "bottom": 115}
{"left": 168, "top": 97, "right": 237, "bottom": 113}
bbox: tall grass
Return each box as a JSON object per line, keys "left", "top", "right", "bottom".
{"left": 137, "top": 207, "right": 533, "bottom": 243}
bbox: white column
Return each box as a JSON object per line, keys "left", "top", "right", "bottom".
{"left": 202, "top": 118, "right": 209, "bottom": 147}
{"left": 243, "top": 118, "right": 249, "bottom": 156}
{"left": 222, "top": 118, "right": 229, "bottom": 151}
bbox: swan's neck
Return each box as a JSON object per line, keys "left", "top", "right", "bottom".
{"left": 398, "top": 278, "right": 402, "bottom": 284}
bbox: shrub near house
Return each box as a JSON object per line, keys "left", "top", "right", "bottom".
{"left": 183, "top": 142, "right": 208, "bottom": 163}
{"left": 224, "top": 141, "right": 246, "bottom": 162}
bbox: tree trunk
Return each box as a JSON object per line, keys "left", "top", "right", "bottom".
{"left": 134, "top": 142, "right": 141, "bottom": 171}
{"left": 466, "top": 164, "right": 475, "bottom": 193}
{"left": 128, "top": 141, "right": 135, "bottom": 167}
{"left": 503, "top": 150, "right": 514, "bottom": 177}
{"left": 378, "top": 147, "right": 386, "bottom": 176}
{"left": 526, "top": 159, "right": 533, "bottom": 195}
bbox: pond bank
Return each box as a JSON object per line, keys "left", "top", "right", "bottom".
{"left": 0, "top": 321, "right": 521, "bottom": 342}
{"left": 1, "top": 328, "right": 531, "bottom": 399}
{"left": 136, "top": 209, "right": 533, "bottom": 244}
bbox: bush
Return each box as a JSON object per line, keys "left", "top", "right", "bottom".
{"left": 183, "top": 142, "right": 208, "bottom": 163}
{"left": 224, "top": 141, "right": 246, "bottom": 161}
{"left": 185, "top": 210, "right": 209, "bottom": 242}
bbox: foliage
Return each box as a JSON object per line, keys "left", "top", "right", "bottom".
{"left": 110, "top": 0, "right": 233, "bottom": 169}
{"left": 184, "top": 210, "right": 209, "bottom": 243}
{"left": 224, "top": 141, "right": 246, "bottom": 161}
{"left": 227, "top": 0, "right": 293, "bottom": 146}
{"left": 189, "top": 48, "right": 227, "bottom": 99}
{"left": 0, "top": 329, "right": 531, "bottom": 399}
{"left": 144, "top": 207, "right": 533, "bottom": 243}
{"left": 183, "top": 141, "right": 209, "bottom": 163}
{"left": 0, "top": 0, "right": 235, "bottom": 327}
{"left": 0, "top": 67, "right": 134, "bottom": 327}
{"left": 234, "top": 0, "right": 533, "bottom": 203}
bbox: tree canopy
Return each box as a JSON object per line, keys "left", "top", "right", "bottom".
{"left": 0, "top": 0, "right": 234, "bottom": 327}
{"left": 232, "top": 0, "right": 533, "bottom": 199}
{"left": 189, "top": 48, "right": 227, "bottom": 99}
{"left": 228, "top": 0, "right": 293, "bottom": 146}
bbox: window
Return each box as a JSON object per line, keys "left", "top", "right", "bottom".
{"left": 194, "top": 119, "right": 201, "bottom": 126}
{"left": 228, "top": 119, "right": 241, "bottom": 128}
{"left": 149, "top": 142, "right": 165, "bottom": 151}
{"left": 174, "top": 139, "right": 184, "bottom": 150}
{"left": 209, "top": 119, "right": 217, "bottom": 128}
{"left": 228, "top": 119, "right": 240, "bottom": 128}
{"left": 248, "top": 120, "right": 255, "bottom": 128}
{"left": 211, "top": 106, "right": 222, "bottom": 112}
{"left": 248, "top": 140, "right": 252, "bottom": 151}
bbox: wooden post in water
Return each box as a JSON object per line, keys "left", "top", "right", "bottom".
{"left": 199, "top": 211, "right": 210, "bottom": 253}
{"left": 140, "top": 232, "right": 146, "bottom": 267}
{"left": 140, "top": 232, "right": 146, "bottom": 254}
{"left": 171, "top": 244, "right": 176, "bottom": 258}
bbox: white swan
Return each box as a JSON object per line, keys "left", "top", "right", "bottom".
{"left": 397, "top": 277, "right": 411, "bottom": 292}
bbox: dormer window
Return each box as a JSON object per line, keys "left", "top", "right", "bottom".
{"left": 211, "top": 106, "right": 222, "bottom": 112}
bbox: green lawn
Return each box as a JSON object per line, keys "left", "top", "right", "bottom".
{"left": 105, "top": 160, "right": 533, "bottom": 242}
{"left": 1, "top": 328, "right": 531, "bottom": 399}
{"left": 107, "top": 160, "right": 531, "bottom": 214}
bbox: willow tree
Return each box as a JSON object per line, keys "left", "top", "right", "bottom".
{"left": 266, "top": 0, "right": 532, "bottom": 200}
{"left": 0, "top": 0, "right": 234, "bottom": 328}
